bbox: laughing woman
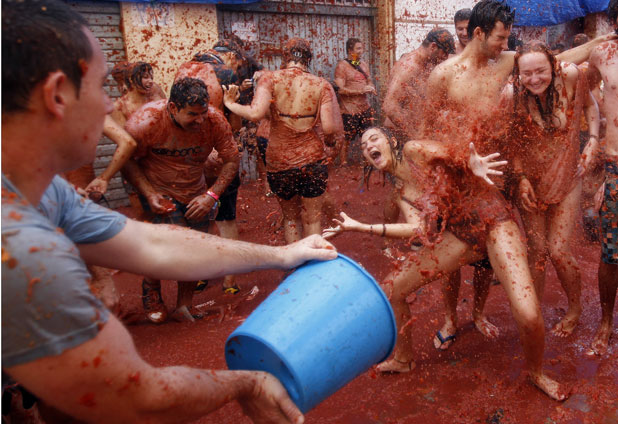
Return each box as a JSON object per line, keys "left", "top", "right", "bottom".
{"left": 324, "top": 127, "right": 567, "bottom": 400}
{"left": 502, "top": 41, "right": 600, "bottom": 337}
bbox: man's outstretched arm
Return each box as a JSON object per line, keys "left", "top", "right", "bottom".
{"left": 78, "top": 220, "right": 337, "bottom": 281}
{"left": 6, "top": 315, "right": 304, "bottom": 424}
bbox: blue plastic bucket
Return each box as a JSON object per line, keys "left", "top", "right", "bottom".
{"left": 225, "top": 254, "right": 396, "bottom": 413}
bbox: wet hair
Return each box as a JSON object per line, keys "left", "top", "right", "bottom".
{"left": 346, "top": 37, "right": 362, "bottom": 53}
{"left": 608, "top": 0, "right": 618, "bottom": 24}
{"left": 2, "top": 0, "right": 92, "bottom": 114}
{"left": 467, "top": 0, "right": 515, "bottom": 39}
{"left": 572, "top": 33, "right": 589, "bottom": 48}
{"left": 130, "top": 62, "right": 153, "bottom": 91}
{"left": 283, "top": 38, "right": 312, "bottom": 66}
{"left": 507, "top": 34, "right": 523, "bottom": 51}
{"left": 213, "top": 39, "right": 243, "bottom": 59}
{"left": 361, "top": 126, "right": 404, "bottom": 188}
{"left": 454, "top": 8, "right": 472, "bottom": 24}
{"left": 228, "top": 34, "right": 245, "bottom": 50}
{"left": 169, "top": 77, "right": 209, "bottom": 110}
{"left": 111, "top": 61, "right": 132, "bottom": 90}
{"left": 422, "top": 28, "right": 456, "bottom": 54}
{"left": 512, "top": 41, "right": 560, "bottom": 128}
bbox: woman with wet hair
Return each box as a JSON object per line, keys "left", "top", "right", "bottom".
{"left": 324, "top": 126, "right": 568, "bottom": 400}
{"left": 223, "top": 38, "right": 343, "bottom": 244}
{"left": 502, "top": 41, "right": 600, "bottom": 337}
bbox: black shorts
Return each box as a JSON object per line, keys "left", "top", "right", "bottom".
{"left": 215, "top": 174, "right": 240, "bottom": 222}
{"left": 342, "top": 107, "right": 375, "bottom": 142}
{"left": 267, "top": 162, "right": 328, "bottom": 201}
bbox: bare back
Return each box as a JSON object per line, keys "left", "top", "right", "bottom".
{"left": 175, "top": 62, "right": 224, "bottom": 111}
{"left": 271, "top": 68, "right": 328, "bottom": 132}
{"left": 590, "top": 40, "right": 618, "bottom": 158}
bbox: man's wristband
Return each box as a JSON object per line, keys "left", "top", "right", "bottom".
{"left": 206, "top": 190, "right": 220, "bottom": 201}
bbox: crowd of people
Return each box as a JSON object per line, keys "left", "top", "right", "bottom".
{"left": 2, "top": 0, "right": 617, "bottom": 422}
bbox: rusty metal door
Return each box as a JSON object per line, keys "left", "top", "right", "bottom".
{"left": 217, "top": 2, "right": 377, "bottom": 84}
{"left": 65, "top": 1, "right": 130, "bottom": 207}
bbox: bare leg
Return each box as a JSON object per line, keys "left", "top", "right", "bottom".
{"left": 487, "top": 221, "right": 566, "bottom": 400}
{"left": 278, "top": 197, "right": 302, "bottom": 244}
{"left": 378, "top": 232, "right": 476, "bottom": 372}
{"left": 338, "top": 139, "right": 350, "bottom": 166}
{"left": 172, "top": 281, "right": 200, "bottom": 322}
{"left": 321, "top": 190, "right": 338, "bottom": 223}
{"left": 547, "top": 183, "right": 582, "bottom": 337}
{"left": 216, "top": 220, "right": 239, "bottom": 291}
{"left": 472, "top": 266, "right": 499, "bottom": 338}
{"left": 434, "top": 270, "right": 460, "bottom": 350}
{"left": 588, "top": 261, "right": 618, "bottom": 355}
{"left": 300, "top": 195, "right": 324, "bottom": 237}
{"left": 520, "top": 208, "right": 549, "bottom": 299}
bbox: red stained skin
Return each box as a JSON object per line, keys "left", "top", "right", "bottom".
{"left": 78, "top": 392, "right": 96, "bottom": 408}
{"left": 110, "top": 167, "right": 616, "bottom": 423}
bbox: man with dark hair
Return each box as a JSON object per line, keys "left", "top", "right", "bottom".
{"left": 383, "top": 28, "right": 454, "bottom": 139}
{"left": 585, "top": 0, "right": 618, "bottom": 356}
{"left": 334, "top": 37, "right": 376, "bottom": 165}
{"left": 2, "top": 1, "right": 336, "bottom": 422}
{"left": 122, "top": 77, "right": 241, "bottom": 322}
{"left": 454, "top": 8, "right": 472, "bottom": 54}
{"left": 424, "top": 0, "right": 615, "bottom": 400}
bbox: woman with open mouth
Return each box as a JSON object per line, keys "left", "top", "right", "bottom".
{"left": 323, "top": 127, "right": 568, "bottom": 401}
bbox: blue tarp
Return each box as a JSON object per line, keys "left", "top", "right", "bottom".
{"left": 506, "top": 0, "right": 610, "bottom": 26}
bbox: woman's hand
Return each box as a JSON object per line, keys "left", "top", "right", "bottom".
{"left": 322, "top": 212, "right": 363, "bottom": 239}
{"left": 222, "top": 84, "right": 240, "bottom": 107}
{"left": 468, "top": 142, "right": 507, "bottom": 186}
{"left": 518, "top": 177, "right": 538, "bottom": 212}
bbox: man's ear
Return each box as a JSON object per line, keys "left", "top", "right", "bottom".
{"left": 430, "top": 43, "right": 438, "bottom": 53}
{"left": 168, "top": 101, "right": 178, "bottom": 115}
{"left": 473, "top": 27, "right": 484, "bottom": 41}
{"left": 42, "top": 71, "right": 72, "bottom": 119}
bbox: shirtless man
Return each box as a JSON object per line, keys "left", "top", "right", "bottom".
{"left": 454, "top": 8, "right": 472, "bottom": 55}
{"left": 123, "top": 77, "right": 240, "bottom": 323}
{"left": 423, "top": 0, "right": 614, "bottom": 399}
{"left": 586, "top": 0, "right": 618, "bottom": 355}
{"left": 383, "top": 28, "right": 454, "bottom": 140}
{"left": 335, "top": 38, "right": 376, "bottom": 165}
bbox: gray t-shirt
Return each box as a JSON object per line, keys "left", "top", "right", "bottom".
{"left": 2, "top": 174, "right": 127, "bottom": 368}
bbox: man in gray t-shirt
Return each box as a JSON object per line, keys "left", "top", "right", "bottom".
{"left": 2, "top": 1, "right": 337, "bottom": 422}
{"left": 2, "top": 175, "right": 126, "bottom": 368}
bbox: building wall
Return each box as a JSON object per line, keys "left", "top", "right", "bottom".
{"left": 120, "top": 3, "right": 219, "bottom": 94}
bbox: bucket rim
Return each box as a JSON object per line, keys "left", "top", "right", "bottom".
{"left": 225, "top": 331, "right": 307, "bottom": 410}
{"left": 308, "top": 253, "right": 398, "bottom": 362}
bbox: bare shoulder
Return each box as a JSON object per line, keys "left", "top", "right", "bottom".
{"left": 125, "top": 100, "right": 165, "bottom": 134}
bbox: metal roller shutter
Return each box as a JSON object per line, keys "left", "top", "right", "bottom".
{"left": 65, "top": 1, "right": 130, "bottom": 208}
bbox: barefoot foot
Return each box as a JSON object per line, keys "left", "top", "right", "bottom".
{"left": 376, "top": 358, "right": 416, "bottom": 373}
{"left": 171, "top": 305, "right": 204, "bottom": 323}
{"left": 474, "top": 315, "right": 500, "bottom": 339}
{"left": 528, "top": 372, "right": 568, "bottom": 401}
{"left": 551, "top": 311, "right": 581, "bottom": 337}
{"left": 586, "top": 324, "right": 612, "bottom": 356}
